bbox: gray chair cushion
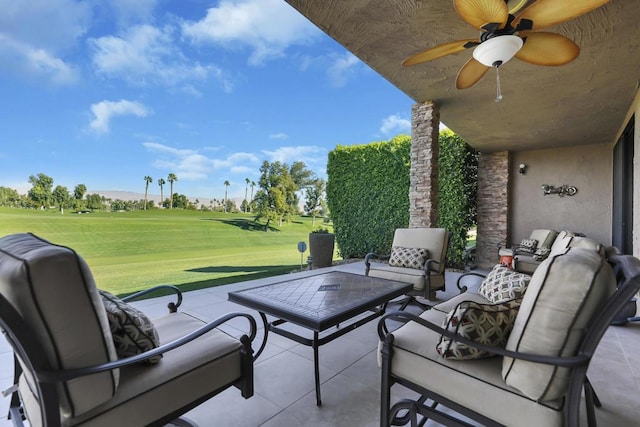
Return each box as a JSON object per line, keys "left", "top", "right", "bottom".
{"left": 367, "top": 228, "right": 448, "bottom": 292}
{"left": 0, "top": 233, "right": 118, "bottom": 418}
{"left": 381, "top": 309, "right": 565, "bottom": 427}
{"left": 503, "top": 247, "right": 615, "bottom": 400}
{"left": 64, "top": 312, "right": 244, "bottom": 426}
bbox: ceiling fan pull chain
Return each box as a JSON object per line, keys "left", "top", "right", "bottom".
{"left": 495, "top": 66, "right": 503, "bottom": 103}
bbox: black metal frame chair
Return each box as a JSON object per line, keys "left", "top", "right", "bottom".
{"left": 378, "top": 253, "right": 640, "bottom": 427}
{"left": 0, "top": 233, "right": 257, "bottom": 427}
{"left": 365, "top": 228, "right": 451, "bottom": 310}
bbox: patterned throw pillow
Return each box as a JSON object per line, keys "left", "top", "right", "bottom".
{"left": 533, "top": 246, "right": 551, "bottom": 261}
{"left": 99, "top": 290, "right": 162, "bottom": 364}
{"left": 479, "top": 264, "right": 531, "bottom": 303}
{"left": 436, "top": 298, "right": 522, "bottom": 360}
{"left": 518, "top": 238, "right": 538, "bottom": 254}
{"left": 388, "top": 246, "right": 429, "bottom": 269}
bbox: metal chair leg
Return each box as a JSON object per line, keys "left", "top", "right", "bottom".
{"left": 584, "top": 378, "right": 598, "bottom": 427}
{"left": 585, "top": 377, "right": 602, "bottom": 408}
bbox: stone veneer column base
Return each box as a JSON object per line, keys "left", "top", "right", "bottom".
{"left": 476, "top": 151, "right": 510, "bottom": 269}
{"left": 409, "top": 101, "right": 439, "bottom": 228}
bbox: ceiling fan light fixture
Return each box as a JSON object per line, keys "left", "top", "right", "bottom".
{"left": 472, "top": 35, "right": 523, "bottom": 67}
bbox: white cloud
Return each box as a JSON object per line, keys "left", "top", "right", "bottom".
{"left": 90, "top": 24, "right": 232, "bottom": 91}
{"left": 0, "top": 0, "right": 92, "bottom": 52}
{"left": 269, "top": 132, "right": 289, "bottom": 140}
{"left": 89, "top": 99, "right": 150, "bottom": 133}
{"left": 262, "top": 146, "right": 327, "bottom": 169}
{"left": 107, "top": 0, "right": 159, "bottom": 26}
{"left": 0, "top": 35, "right": 79, "bottom": 85}
{"left": 327, "top": 52, "right": 362, "bottom": 88}
{"left": 181, "top": 0, "right": 320, "bottom": 65}
{"left": 230, "top": 165, "right": 254, "bottom": 174}
{"left": 143, "top": 142, "right": 260, "bottom": 181}
{"left": 380, "top": 114, "right": 411, "bottom": 137}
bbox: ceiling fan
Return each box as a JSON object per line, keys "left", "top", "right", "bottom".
{"left": 402, "top": 0, "right": 610, "bottom": 101}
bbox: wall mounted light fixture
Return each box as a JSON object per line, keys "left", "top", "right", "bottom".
{"left": 518, "top": 163, "right": 526, "bottom": 174}
{"left": 541, "top": 184, "right": 578, "bottom": 197}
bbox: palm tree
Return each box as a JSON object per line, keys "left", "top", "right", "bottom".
{"left": 250, "top": 180, "right": 256, "bottom": 212}
{"left": 167, "top": 173, "right": 177, "bottom": 209}
{"left": 223, "top": 180, "right": 230, "bottom": 213}
{"left": 143, "top": 176, "right": 153, "bottom": 210}
{"left": 244, "top": 178, "right": 250, "bottom": 213}
{"left": 157, "top": 178, "right": 165, "bottom": 208}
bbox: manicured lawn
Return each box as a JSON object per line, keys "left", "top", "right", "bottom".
{"left": 0, "top": 208, "right": 333, "bottom": 296}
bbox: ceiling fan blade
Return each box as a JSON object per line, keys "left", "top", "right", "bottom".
{"left": 402, "top": 39, "right": 479, "bottom": 66}
{"left": 454, "top": 0, "right": 509, "bottom": 30}
{"left": 515, "top": 32, "right": 580, "bottom": 65}
{"left": 516, "top": 0, "right": 609, "bottom": 30}
{"left": 506, "top": 0, "right": 530, "bottom": 14}
{"left": 456, "top": 58, "right": 490, "bottom": 89}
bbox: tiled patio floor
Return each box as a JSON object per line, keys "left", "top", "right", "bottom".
{"left": 2, "top": 262, "right": 640, "bottom": 426}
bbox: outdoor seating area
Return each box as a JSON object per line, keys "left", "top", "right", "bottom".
{"left": 2, "top": 255, "right": 640, "bottom": 426}
{"left": 2, "top": 1, "right": 639, "bottom": 426}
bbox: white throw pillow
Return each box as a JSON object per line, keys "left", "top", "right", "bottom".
{"left": 479, "top": 264, "right": 531, "bottom": 304}
{"left": 388, "top": 246, "right": 429, "bottom": 269}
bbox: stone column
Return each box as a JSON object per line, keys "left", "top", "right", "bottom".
{"left": 476, "top": 151, "right": 511, "bottom": 269}
{"left": 409, "top": 101, "right": 439, "bottom": 228}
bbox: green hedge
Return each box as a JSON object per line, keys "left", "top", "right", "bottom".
{"left": 436, "top": 130, "right": 478, "bottom": 268}
{"left": 326, "top": 135, "right": 411, "bottom": 258}
{"left": 326, "top": 131, "right": 477, "bottom": 267}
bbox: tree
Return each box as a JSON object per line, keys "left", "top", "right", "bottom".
{"left": 157, "top": 178, "right": 165, "bottom": 208}
{"left": 244, "top": 178, "right": 250, "bottom": 213}
{"left": 86, "top": 193, "right": 104, "bottom": 211}
{"left": 51, "top": 185, "right": 70, "bottom": 211}
{"left": 27, "top": 173, "right": 54, "bottom": 208}
{"left": 143, "top": 176, "right": 153, "bottom": 210}
{"left": 285, "top": 162, "right": 314, "bottom": 216}
{"left": 254, "top": 161, "right": 297, "bottom": 230}
{"left": 172, "top": 193, "right": 189, "bottom": 209}
{"left": 290, "top": 161, "right": 314, "bottom": 187}
{"left": 304, "top": 178, "right": 326, "bottom": 226}
{"left": 250, "top": 180, "right": 256, "bottom": 210}
{"left": 223, "top": 180, "right": 230, "bottom": 213}
{"left": 167, "top": 174, "right": 177, "bottom": 209}
{"left": 0, "top": 186, "right": 21, "bottom": 207}
{"left": 225, "top": 199, "right": 239, "bottom": 213}
{"left": 73, "top": 184, "right": 86, "bottom": 200}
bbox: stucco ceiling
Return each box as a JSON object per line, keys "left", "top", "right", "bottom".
{"left": 286, "top": 0, "right": 640, "bottom": 152}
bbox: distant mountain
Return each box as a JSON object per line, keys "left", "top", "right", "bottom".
{"left": 89, "top": 190, "right": 243, "bottom": 207}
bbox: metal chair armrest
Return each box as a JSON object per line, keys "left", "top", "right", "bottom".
{"left": 378, "top": 311, "right": 589, "bottom": 368}
{"left": 364, "top": 252, "right": 390, "bottom": 274}
{"left": 122, "top": 285, "right": 183, "bottom": 312}
{"left": 37, "top": 312, "right": 258, "bottom": 383}
{"left": 455, "top": 271, "right": 487, "bottom": 293}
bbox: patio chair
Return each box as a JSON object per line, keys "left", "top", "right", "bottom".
{"left": 0, "top": 233, "right": 257, "bottom": 427}
{"left": 501, "top": 228, "right": 559, "bottom": 273}
{"left": 378, "top": 246, "right": 640, "bottom": 427}
{"left": 365, "top": 228, "right": 449, "bottom": 309}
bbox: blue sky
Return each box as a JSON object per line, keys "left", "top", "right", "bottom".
{"left": 0, "top": 0, "right": 415, "bottom": 200}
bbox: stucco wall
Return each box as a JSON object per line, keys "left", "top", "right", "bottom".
{"left": 511, "top": 144, "right": 612, "bottom": 246}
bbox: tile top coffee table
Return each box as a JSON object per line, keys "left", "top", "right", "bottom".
{"left": 228, "top": 271, "right": 412, "bottom": 406}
